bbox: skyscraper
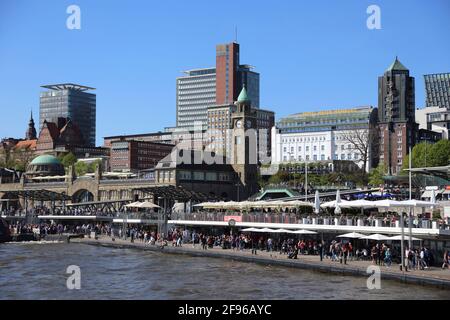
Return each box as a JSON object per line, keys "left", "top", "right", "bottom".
{"left": 424, "top": 73, "right": 450, "bottom": 109}
{"left": 40, "top": 83, "right": 96, "bottom": 147}
{"left": 378, "top": 57, "right": 417, "bottom": 175}
{"left": 175, "top": 42, "right": 259, "bottom": 130}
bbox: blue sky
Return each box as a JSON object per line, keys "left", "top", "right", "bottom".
{"left": 1, "top": 0, "right": 449, "bottom": 145}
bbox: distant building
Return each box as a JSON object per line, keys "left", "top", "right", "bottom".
{"left": 25, "top": 111, "right": 37, "bottom": 140}
{"left": 271, "top": 106, "right": 377, "bottom": 172}
{"left": 36, "top": 117, "right": 108, "bottom": 159}
{"left": 206, "top": 97, "right": 274, "bottom": 161}
{"left": 40, "top": 83, "right": 96, "bottom": 146}
{"left": 110, "top": 140, "right": 174, "bottom": 172}
{"left": 175, "top": 42, "right": 259, "bottom": 130}
{"left": 424, "top": 73, "right": 450, "bottom": 109}
{"left": 377, "top": 57, "right": 418, "bottom": 175}
{"left": 416, "top": 106, "right": 450, "bottom": 140}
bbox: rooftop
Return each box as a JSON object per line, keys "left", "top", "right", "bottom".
{"left": 41, "top": 83, "right": 96, "bottom": 91}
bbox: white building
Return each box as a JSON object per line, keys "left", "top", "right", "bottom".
{"left": 271, "top": 107, "right": 377, "bottom": 172}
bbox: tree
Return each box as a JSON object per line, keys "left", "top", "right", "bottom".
{"left": 368, "top": 164, "right": 386, "bottom": 186}
{"left": 61, "top": 152, "right": 77, "bottom": 168}
{"left": 340, "top": 128, "right": 378, "bottom": 173}
{"left": 402, "top": 140, "right": 450, "bottom": 173}
{"left": 74, "top": 161, "right": 88, "bottom": 176}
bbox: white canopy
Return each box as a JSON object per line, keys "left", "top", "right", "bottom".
{"left": 359, "top": 233, "right": 391, "bottom": 241}
{"left": 388, "top": 235, "right": 422, "bottom": 241}
{"left": 125, "top": 201, "right": 144, "bottom": 208}
{"left": 272, "top": 228, "right": 295, "bottom": 233}
{"left": 291, "top": 229, "right": 317, "bottom": 234}
{"left": 399, "top": 199, "right": 435, "bottom": 208}
{"left": 336, "top": 232, "right": 366, "bottom": 239}
{"left": 241, "top": 227, "right": 260, "bottom": 232}
{"left": 340, "top": 199, "right": 378, "bottom": 209}
{"left": 137, "top": 201, "right": 160, "bottom": 209}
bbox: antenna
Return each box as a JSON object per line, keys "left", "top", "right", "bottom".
{"left": 235, "top": 26, "right": 238, "bottom": 43}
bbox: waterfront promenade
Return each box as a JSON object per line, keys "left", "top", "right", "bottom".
{"left": 72, "top": 236, "right": 450, "bottom": 290}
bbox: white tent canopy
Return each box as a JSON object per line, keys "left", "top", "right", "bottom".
{"left": 337, "top": 232, "right": 366, "bottom": 239}
{"left": 291, "top": 229, "right": 317, "bottom": 234}
{"left": 125, "top": 201, "right": 144, "bottom": 208}
{"left": 137, "top": 201, "right": 160, "bottom": 209}
{"left": 359, "top": 234, "right": 391, "bottom": 241}
{"left": 388, "top": 235, "right": 422, "bottom": 241}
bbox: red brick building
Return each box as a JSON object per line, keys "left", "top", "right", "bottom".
{"left": 110, "top": 139, "right": 174, "bottom": 172}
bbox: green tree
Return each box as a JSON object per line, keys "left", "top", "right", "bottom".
{"left": 428, "top": 139, "right": 450, "bottom": 166}
{"left": 61, "top": 152, "right": 77, "bottom": 168}
{"left": 368, "top": 164, "right": 386, "bottom": 186}
{"left": 74, "top": 161, "right": 88, "bottom": 176}
{"left": 402, "top": 140, "right": 450, "bottom": 173}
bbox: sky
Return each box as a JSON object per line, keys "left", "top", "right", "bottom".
{"left": 0, "top": 0, "right": 449, "bottom": 146}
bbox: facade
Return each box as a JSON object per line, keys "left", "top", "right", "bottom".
{"left": 175, "top": 42, "right": 260, "bottom": 130}
{"left": 271, "top": 106, "right": 377, "bottom": 172}
{"left": 104, "top": 132, "right": 173, "bottom": 148}
{"left": 377, "top": 58, "right": 417, "bottom": 175}
{"left": 424, "top": 73, "right": 450, "bottom": 109}
{"left": 36, "top": 118, "right": 108, "bottom": 159}
{"left": 110, "top": 140, "right": 174, "bottom": 172}
{"left": 40, "top": 84, "right": 96, "bottom": 146}
{"left": 416, "top": 106, "right": 450, "bottom": 140}
{"left": 206, "top": 103, "right": 274, "bottom": 161}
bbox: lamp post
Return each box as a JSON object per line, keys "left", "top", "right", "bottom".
{"left": 408, "top": 146, "right": 413, "bottom": 251}
{"left": 305, "top": 160, "right": 308, "bottom": 202}
{"left": 287, "top": 152, "right": 295, "bottom": 189}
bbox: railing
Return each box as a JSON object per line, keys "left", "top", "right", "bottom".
{"left": 170, "top": 212, "right": 450, "bottom": 231}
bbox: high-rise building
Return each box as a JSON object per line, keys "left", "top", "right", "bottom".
{"left": 424, "top": 73, "right": 450, "bottom": 109}
{"left": 40, "top": 83, "right": 96, "bottom": 147}
{"left": 175, "top": 43, "right": 259, "bottom": 130}
{"left": 377, "top": 57, "right": 417, "bottom": 175}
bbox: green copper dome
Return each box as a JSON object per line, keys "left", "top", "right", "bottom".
{"left": 30, "top": 154, "right": 62, "bottom": 166}
{"left": 237, "top": 87, "right": 250, "bottom": 102}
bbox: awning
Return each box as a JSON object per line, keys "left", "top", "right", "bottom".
{"left": 421, "top": 190, "right": 433, "bottom": 198}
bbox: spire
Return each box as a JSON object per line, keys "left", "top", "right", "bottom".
{"left": 26, "top": 109, "right": 37, "bottom": 140}
{"left": 237, "top": 86, "right": 249, "bottom": 103}
{"left": 386, "top": 56, "right": 408, "bottom": 72}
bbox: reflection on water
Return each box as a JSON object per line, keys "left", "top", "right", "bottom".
{"left": 0, "top": 243, "right": 449, "bottom": 300}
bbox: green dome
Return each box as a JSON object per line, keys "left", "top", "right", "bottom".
{"left": 30, "top": 154, "right": 62, "bottom": 166}
{"left": 237, "top": 87, "right": 250, "bottom": 102}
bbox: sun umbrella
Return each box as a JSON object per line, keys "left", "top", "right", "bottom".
{"left": 431, "top": 189, "right": 436, "bottom": 206}
{"left": 137, "top": 201, "right": 161, "bottom": 209}
{"left": 291, "top": 229, "right": 317, "bottom": 234}
{"left": 388, "top": 235, "right": 421, "bottom": 241}
{"left": 359, "top": 234, "right": 391, "bottom": 241}
{"left": 336, "top": 232, "right": 366, "bottom": 239}
{"left": 399, "top": 199, "right": 435, "bottom": 208}
{"left": 272, "top": 228, "right": 295, "bottom": 233}
{"left": 340, "top": 199, "right": 378, "bottom": 209}
{"left": 314, "top": 190, "right": 320, "bottom": 214}
{"left": 125, "top": 201, "right": 143, "bottom": 208}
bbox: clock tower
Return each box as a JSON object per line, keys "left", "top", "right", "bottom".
{"left": 230, "top": 87, "right": 258, "bottom": 200}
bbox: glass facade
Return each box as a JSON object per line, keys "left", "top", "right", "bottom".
{"left": 40, "top": 87, "right": 96, "bottom": 146}
{"left": 424, "top": 73, "right": 450, "bottom": 109}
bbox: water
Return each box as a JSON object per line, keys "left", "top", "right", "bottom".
{"left": 0, "top": 242, "right": 449, "bottom": 300}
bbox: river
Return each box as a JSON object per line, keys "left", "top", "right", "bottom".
{"left": 0, "top": 242, "right": 448, "bottom": 299}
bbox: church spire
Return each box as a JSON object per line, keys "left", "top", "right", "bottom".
{"left": 26, "top": 109, "right": 37, "bottom": 140}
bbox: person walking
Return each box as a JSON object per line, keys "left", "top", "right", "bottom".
{"left": 251, "top": 236, "right": 257, "bottom": 255}
{"left": 318, "top": 241, "right": 324, "bottom": 262}
{"left": 384, "top": 247, "right": 392, "bottom": 268}
{"left": 442, "top": 250, "right": 449, "bottom": 270}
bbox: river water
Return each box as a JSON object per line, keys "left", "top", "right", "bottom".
{"left": 0, "top": 242, "right": 448, "bottom": 300}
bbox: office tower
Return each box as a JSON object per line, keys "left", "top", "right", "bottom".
{"left": 175, "top": 42, "right": 259, "bottom": 131}
{"left": 377, "top": 57, "right": 417, "bottom": 175}
{"left": 40, "top": 83, "right": 96, "bottom": 146}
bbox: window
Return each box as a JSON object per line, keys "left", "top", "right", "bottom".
{"left": 306, "top": 146, "right": 309, "bottom": 151}
{"left": 321, "top": 145, "right": 325, "bottom": 151}
{"left": 313, "top": 146, "right": 317, "bottom": 151}
{"left": 298, "top": 146, "right": 301, "bottom": 152}
{"left": 313, "top": 155, "right": 317, "bottom": 161}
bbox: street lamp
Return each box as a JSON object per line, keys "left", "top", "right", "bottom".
{"left": 287, "top": 152, "right": 296, "bottom": 189}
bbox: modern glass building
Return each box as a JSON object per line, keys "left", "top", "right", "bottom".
{"left": 40, "top": 84, "right": 96, "bottom": 146}
{"left": 176, "top": 68, "right": 216, "bottom": 130}
{"left": 424, "top": 73, "right": 450, "bottom": 109}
